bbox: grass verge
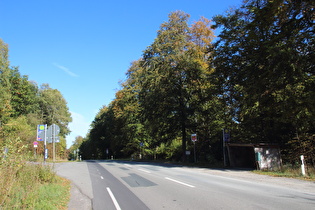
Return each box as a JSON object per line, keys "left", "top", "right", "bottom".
{"left": 253, "top": 165, "right": 315, "bottom": 181}
{"left": 0, "top": 162, "right": 70, "bottom": 209}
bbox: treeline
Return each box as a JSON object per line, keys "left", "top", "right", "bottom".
{"left": 78, "top": 0, "right": 314, "bottom": 165}
{"left": 0, "top": 39, "right": 72, "bottom": 159}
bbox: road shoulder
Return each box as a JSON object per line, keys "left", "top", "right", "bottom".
{"left": 54, "top": 162, "right": 93, "bottom": 210}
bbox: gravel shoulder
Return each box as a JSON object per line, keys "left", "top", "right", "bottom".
{"left": 54, "top": 162, "right": 93, "bottom": 210}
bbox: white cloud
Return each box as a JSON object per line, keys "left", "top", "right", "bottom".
{"left": 53, "top": 63, "right": 79, "bottom": 77}
{"left": 66, "top": 111, "right": 90, "bottom": 148}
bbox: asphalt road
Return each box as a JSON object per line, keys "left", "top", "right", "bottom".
{"left": 55, "top": 161, "right": 315, "bottom": 210}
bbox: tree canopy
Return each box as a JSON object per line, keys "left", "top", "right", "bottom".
{"left": 0, "top": 39, "right": 72, "bottom": 159}
{"left": 211, "top": 0, "right": 315, "bottom": 162}
{"left": 80, "top": 1, "right": 315, "bottom": 166}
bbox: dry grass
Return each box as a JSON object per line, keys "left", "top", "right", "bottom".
{"left": 1, "top": 140, "right": 70, "bottom": 209}
{"left": 253, "top": 165, "right": 315, "bottom": 181}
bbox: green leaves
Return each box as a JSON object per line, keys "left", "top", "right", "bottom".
{"left": 38, "top": 84, "right": 72, "bottom": 137}
{"left": 83, "top": 11, "right": 218, "bottom": 161}
{"left": 212, "top": 0, "right": 315, "bottom": 162}
{"left": 82, "top": 1, "right": 314, "bottom": 164}
{"left": 0, "top": 39, "right": 12, "bottom": 124}
{"left": 0, "top": 38, "right": 72, "bottom": 159}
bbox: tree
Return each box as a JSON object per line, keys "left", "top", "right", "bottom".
{"left": 69, "top": 135, "right": 85, "bottom": 160}
{"left": 139, "top": 11, "right": 191, "bottom": 160}
{"left": 117, "top": 60, "right": 150, "bottom": 158}
{"left": 0, "top": 39, "right": 12, "bottom": 124}
{"left": 9, "top": 67, "right": 39, "bottom": 117}
{"left": 38, "top": 84, "right": 72, "bottom": 137}
{"left": 0, "top": 38, "right": 73, "bottom": 160}
{"left": 140, "top": 11, "right": 216, "bottom": 161}
{"left": 85, "top": 105, "right": 113, "bottom": 159}
{"left": 38, "top": 84, "right": 72, "bottom": 157}
{"left": 212, "top": 0, "right": 315, "bottom": 163}
{"left": 83, "top": 12, "right": 217, "bottom": 161}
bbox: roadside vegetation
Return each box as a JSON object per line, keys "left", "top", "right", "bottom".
{"left": 253, "top": 165, "right": 315, "bottom": 181}
{"left": 0, "top": 38, "right": 72, "bottom": 208}
{"left": 74, "top": 0, "right": 314, "bottom": 172}
{"left": 1, "top": 0, "right": 314, "bottom": 207}
{"left": 0, "top": 139, "right": 70, "bottom": 209}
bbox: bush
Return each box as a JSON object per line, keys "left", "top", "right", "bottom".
{"left": 0, "top": 138, "right": 69, "bottom": 209}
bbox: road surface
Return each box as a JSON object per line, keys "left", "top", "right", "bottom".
{"left": 55, "top": 161, "right": 315, "bottom": 210}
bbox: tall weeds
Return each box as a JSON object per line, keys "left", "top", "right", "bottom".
{"left": 0, "top": 138, "right": 69, "bottom": 209}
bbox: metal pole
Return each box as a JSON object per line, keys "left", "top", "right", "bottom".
{"left": 223, "top": 129, "right": 226, "bottom": 167}
{"left": 44, "top": 124, "right": 47, "bottom": 162}
{"left": 53, "top": 124, "right": 55, "bottom": 162}
{"left": 194, "top": 141, "right": 196, "bottom": 163}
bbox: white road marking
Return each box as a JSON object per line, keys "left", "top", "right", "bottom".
{"left": 123, "top": 164, "right": 132, "bottom": 168}
{"left": 138, "top": 168, "right": 151, "bottom": 173}
{"left": 106, "top": 187, "right": 121, "bottom": 210}
{"left": 165, "top": 177, "right": 195, "bottom": 188}
{"left": 101, "top": 176, "right": 104, "bottom": 179}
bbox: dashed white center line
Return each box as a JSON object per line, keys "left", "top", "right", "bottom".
{"left": 138, "top": 168, "right": 151, "bottom": 173}
{"left": 165, "top": 177, "right": 195, "bottom": 188}
{"left": 106, "top": 187, "right": 121, "bottom": 210}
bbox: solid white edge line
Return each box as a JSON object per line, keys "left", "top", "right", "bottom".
{"left": 165, "top": 177, "right": 195, "bottom": 188}
{"left": 106, "top": 187, "right": 121, "bottom": 210}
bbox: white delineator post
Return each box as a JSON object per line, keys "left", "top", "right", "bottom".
{"left": 300, "top": 155, "right": 306, "bottom": 176}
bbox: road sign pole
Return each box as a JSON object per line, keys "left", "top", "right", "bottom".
{"left": 194, "top": 141, "right": 196, "bottom": 163}
{"left": 33, "top": 141, "right": 38, "bottom": 158}
{"left": 191, "top": 134, "right": 197, "bottom": 163}
{"left": 44, "top": 124, "right": 47, "bottom": 162}
{"left": 53, "top": 124, "right": 55, "bottom": 162}
{"left": 223, "top": 129, "right": 226, "bottom": 167}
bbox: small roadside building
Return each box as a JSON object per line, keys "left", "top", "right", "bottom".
{"left": 227, "top": 143, "right": 282, "bottom": 170}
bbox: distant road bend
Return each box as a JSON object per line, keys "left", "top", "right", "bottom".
{"left": 55, "top": 161, "right": 315, "bottom": 210}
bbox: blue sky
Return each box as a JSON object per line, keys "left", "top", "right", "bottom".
{"left": 0, "top": 0, "right": 242, "bottom": 148}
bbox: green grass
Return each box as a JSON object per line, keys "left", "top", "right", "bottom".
{"left": 253, "top": 165, "right": 315, "bottom": 181}
{"left": 0, "top": 161, "right": 70, "bottom": 209}
{"left": 33, "top": 177, "right": 70, "bottom": 210}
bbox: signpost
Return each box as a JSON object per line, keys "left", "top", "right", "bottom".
{"left": 139, "top": 142, "right": 144, "bottom": 159}
{"left": 40, "top": 124, "right": 47, "bottom": 162}
{"left": 191, "top": 134, "right": 197, "bottom": 142}
{"left": 51, "top": 124, "right": 60, "bottom": 162}
{"left": 33, "top": 141, "right": 38, "bottom": 157}
{"left": 37, "top": 125, "right": 45, "bottom": 141}
{"left": 223, "top": 129, "right": 230, "bottom": 167}
{"left": 191, "top": 134, "right": 197, "bottom": 163}
{"left": 37, "top": 124, "right": 60, "bottom": 162}
{"left": 33, "top": 141, "right": 38, "bottom": 147}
